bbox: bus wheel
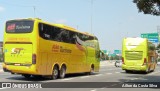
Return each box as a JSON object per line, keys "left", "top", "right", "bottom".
{"left": 125, "top": 70, "right": 130, "bottom": 73}
{"left": 51, "top": 66, "right": 59, "bottom": 80}
{"left": 89, "top": 65, "right": 94, "bottom": 75}
{"left": 22, "top": 74, "right": 31, "bottom": 79}
{"left": 59, "top": 66, "right": 66, "bottom": 79}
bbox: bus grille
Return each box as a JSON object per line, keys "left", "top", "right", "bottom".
{"left": 125, "top": 51, "right": 143, "bottom": 60}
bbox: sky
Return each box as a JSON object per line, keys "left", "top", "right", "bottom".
{"left": 0, "top": 0, "right": 160, "bottom": 53}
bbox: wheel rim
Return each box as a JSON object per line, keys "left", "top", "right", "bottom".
{"left": 54, "top": 69, "right": 58, "bottom": 76}
{"left": 52, "top": 67, "right": 58, "bottom": 79}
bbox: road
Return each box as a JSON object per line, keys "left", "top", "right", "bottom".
{"left": 0, "top": 61, "right": 160, "bottom": 91}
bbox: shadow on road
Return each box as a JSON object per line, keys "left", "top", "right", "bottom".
{"left": 5, "top": 73, "right": 99, "bottom": 82}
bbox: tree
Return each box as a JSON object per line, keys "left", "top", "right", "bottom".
{"left": 157, "top": 43, "right": 160, "bottom": 49}
{"left": 133, "top": 0, "right": 160, "bottom": 16}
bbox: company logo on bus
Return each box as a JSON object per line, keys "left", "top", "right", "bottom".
{"left": 52, "top": 44, "right": 60, "bottom": 52}
{"left": 7, "top": 24, "right": 16, "bottom": 31}
{"left": 11, "top": 48, "right": 24, "bottom": 54}
{"left": 52, "top": 44, "right": 72, "bottom": 53}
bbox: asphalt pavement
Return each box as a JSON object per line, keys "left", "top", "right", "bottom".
{"left": 0, "top": 61, "right": 160, "bottom": 91}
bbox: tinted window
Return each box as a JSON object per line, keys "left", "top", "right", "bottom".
{"left": 38, "top": 23, "right": 97, "bottom": 44}
{"left": 6, "top": 20, "right": 34, "bottom": 33}
{"left": 39, "top": 23, "right": 52, "bottom": 40}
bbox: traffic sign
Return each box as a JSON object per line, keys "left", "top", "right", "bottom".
{"left": 141, "top": 33, "right": 159, "bottom": 43}
{"left": 114, "top": 50, "right": 121, "bottom": 54}
{"left": 102, "top": 50, "right": 107, "bottom": 54}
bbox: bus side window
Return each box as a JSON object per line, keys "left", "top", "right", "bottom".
{"left": 60, "top": 29, "right": 70, "bottom": 43}
{"left": 43, "top": 24, "right": 51, "bottom": 40}
{"left": 39, "top": 23, "right": 44, "bottom": 38}
{"left": 69, "top": 31, "right": 76, "bottom": 44}
{"left": 39, "top": 23, "right": 52, "bottom": 40}
{"left": 53, "top": 27, "right": 63, "bottom": 42}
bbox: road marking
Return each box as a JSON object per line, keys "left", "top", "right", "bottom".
{"left": 132, "top": 78, "right": 138, "bottom": 80}
{"left": 60, "top": 78, "right": 74, "bottom": 81}
{"left": 80, "top": 76, "right": 90, "bottom": 79}
{"left": 94, "top": 74, "right": 103, "bottom": 77}
{"left": 91, "top": 89, "right": 97, "bottom": 91}
{"left": 130, "top": 78, "right": 139, "bottom": 80}
{"left": 139, "top": 78, "right": 148, "bottom": 81}
{"left": 100, "top": 87, "right": 105, "bottom": 89}
{"left": 106, "top": 73, "right": 112, "bottom": 75}
{"left": 0, "top": 88, "right": 7, "bottom": 90}
{"left": 115, "top": 72, "right": 120, "bottom": 74}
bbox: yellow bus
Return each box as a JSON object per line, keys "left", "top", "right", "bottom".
{"left": 2, "top": 18, "right": 100, "bottom": 79}
{"left": 122, "top": 37, "right": 157, "bottom": 73}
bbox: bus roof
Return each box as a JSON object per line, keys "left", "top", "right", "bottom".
{"left": 28, "top": 18, "right": 94, "bottom": 37}
{"left": 6, "top": 18, "right": 95, "bottom": 37}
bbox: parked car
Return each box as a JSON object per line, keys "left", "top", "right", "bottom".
{"left": 157, "top": 62, "right": 160, "bottom": 65}
{"left": 115, "top": 60, "right": 122, "bottom": 67}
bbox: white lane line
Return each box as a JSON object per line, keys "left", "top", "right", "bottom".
{"left": 90, "top": 89, "right": 97, "bottom": 91}
{"left": 106, "top": 73, "right": 112, "bottom": 75}
{"left": 60, "top": 78, "right": 74, "bottom": 81}
{"left": 131, "top": 78, "right": 135, "bottom": 80}
{"left": 100, "top": 87, "right": 105, "bottom": 89}
{"left": 80, "top": 76, "right": 90, "bottom": 79}
{"left": 131, "top": 78, "right": 138, "bottom": 80}
{"left": 115, "top": 72, "right": 120, "bottom": 74}
{"left": 0, "top": 88, "right": 7, "bottom": 90}
{"left": 94, "top": 74, "right": 103, "bottom": 77}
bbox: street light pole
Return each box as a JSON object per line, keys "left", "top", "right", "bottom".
{"left": 33, "top": 6, "right": 36, "bottom": 18}
{"left": 90, "top": 0, "right": 93, "bottom": 34}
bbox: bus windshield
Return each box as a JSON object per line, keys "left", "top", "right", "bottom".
{"left": 6, "top": 20, "right": 34, "bottom": 33}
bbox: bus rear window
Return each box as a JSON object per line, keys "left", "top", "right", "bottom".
{"left": 6, "top": 20, "right": 34, "bottom": 33}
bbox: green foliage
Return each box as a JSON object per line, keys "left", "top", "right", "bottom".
{"left": 149, "top": 45, "right": 156, "bottom": 51}
{"left": 133, "top": 0, "right": 160, "bottom": 16}
{"left": 157, "top": 44, "right": 160, "bottom": 49}
{"left": 0, "top": 54, "right": 3, "bottom": 62}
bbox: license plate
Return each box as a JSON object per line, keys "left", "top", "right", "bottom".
{"left": 14, "top": 64, "right": 20, "bottom": 66}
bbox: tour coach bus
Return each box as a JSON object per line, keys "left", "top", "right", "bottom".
{"left": 2, "top": 18, "right": 100, "bottom": 79}
{"left": 122, "top": 37, "right": 157, "bottom": 73}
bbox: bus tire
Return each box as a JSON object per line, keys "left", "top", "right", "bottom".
{"left": 59, "top": 66, "right": 66, "bottom": 79}
{"left": 125, "top": 70, "right": 130, "bottom": 73}
{"left": 89, "top": 65, "right": 94, "bottom": 75}
{"left": 51, "top": 66, "right": 59, "bottom": 80}
{"left": 22, "top": 74, "right": 31, "bottom": 79}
